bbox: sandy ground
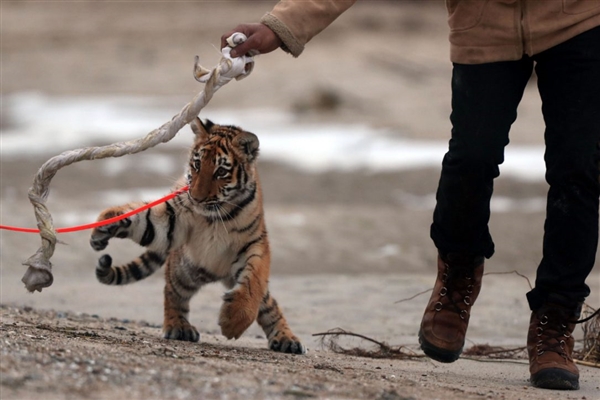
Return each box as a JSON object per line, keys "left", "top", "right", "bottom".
{"left": 1, "top": 1, "right": 600, "bottom": 399}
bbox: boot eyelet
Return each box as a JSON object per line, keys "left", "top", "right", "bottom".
{"left": 434, "top": 302, "right": 443, "bottom": 311}
{"left": 537, "top": 350, "right": 544, "bottom": 356}
{"left": 563, "top": 332, "right": 571, "bottom": 338}
{"left": 536, "top": 327, "right": 543, "bottom": 336}
{"left": 459, "top": 310, "right": 468, "bottom": 320}
{"left": 464, "top": 296, "right": 471, "bottom": 306}
{"left": 466, "top": 284, "right": 473, "bottom": 294}
{"left": 439, "top": 287, "right": 447, "bottom": 296}
{"left": 540, "top": 315, "right": 548, "bottom": 325}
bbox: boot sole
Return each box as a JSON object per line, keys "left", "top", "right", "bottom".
{"left": 418, "top": 331, "right": 462, "bottom": 363}
{"left": 531, "top": 368, "right": 579, "bottom": 390}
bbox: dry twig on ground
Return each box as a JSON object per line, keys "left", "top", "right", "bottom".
{"left": 313, "top": 328, "right": 425, "bottom": 360}
{"left": 463, "top": 344, "right": 527, "bottom": 360}
{"left": 575, "top": 304, "right": 600, "bottom": 366}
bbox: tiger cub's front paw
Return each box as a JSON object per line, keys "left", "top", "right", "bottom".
{"left": 219, "top": 291, "right": 259, "bottom": 340}
{"left": 163, "top": 317, "right": 200, "bottom": 342}
{"left": 269, "top": 333, "right": 306, "bottom": 355}
{"left": 89, "top": 209, "right": 132, "bottom": 251}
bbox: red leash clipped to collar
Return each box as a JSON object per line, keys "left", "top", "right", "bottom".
{"left": 1, "top": 186, "right": 189, "bottom": 234}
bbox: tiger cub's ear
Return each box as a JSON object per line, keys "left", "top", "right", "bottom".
{"left": 232, "top": 132, "right": 259, "bottom": 163}
{"left": 190, "top": 117, "right": 213, "bottom": 141}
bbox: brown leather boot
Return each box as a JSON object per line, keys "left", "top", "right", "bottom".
{"left": 527, "top": 303, "right": 580, "bottom": 390}
{"left": 418, "top": 253, "right": 484, "bottom": 363}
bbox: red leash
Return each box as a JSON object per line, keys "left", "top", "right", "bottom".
{"left": 1, "top": 186, "right": 189, "bottom": 234}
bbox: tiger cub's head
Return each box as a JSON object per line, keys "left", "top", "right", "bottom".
{"left": 186, "top": 118, "right": 260, "bottom": 217}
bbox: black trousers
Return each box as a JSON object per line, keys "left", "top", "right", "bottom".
{"left": 430, "top": 26, "right": 600, "bottom": 310}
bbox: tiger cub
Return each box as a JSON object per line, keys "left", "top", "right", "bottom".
{"left": 89, "top": 118, "right": 305, "bottom": 354}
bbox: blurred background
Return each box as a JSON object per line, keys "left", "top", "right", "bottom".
{"left": 1, "top": 1, "right": 597, "bottom": 347}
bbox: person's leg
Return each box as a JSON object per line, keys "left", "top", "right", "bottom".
{"left": 526, "top": 25, "right": 600, "bottom": 390}
{"left": 430, "top": 58, "right": 533, "bottom": 257}
{"left": 528, "top": 26, "right": 600, "bottom": 312}
{"left": 420, "top": 58, "right": 533, "bottom": 363}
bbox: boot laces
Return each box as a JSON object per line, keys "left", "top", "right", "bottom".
{"left": 434, "top": 262, "right": 475, "bottom": 319}
{"left": 535, "top": 309, "right": 573, "bottom": 359}
{"left": 535, "top": 307, "right": 599, "bottom": 359}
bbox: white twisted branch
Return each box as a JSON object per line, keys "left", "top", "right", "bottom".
{"left": 22, "top": 33, "right": 254, "bottom": 293}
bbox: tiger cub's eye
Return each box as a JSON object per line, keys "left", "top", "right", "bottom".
{"left": 192, "top": 159, "right": 200, "bottom": 171}
{"left": 215, "top": 167, "right": 229, "bottom": 178}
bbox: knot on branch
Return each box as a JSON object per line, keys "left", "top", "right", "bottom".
{"left": 194, "top": 35, "right": 254, "bottom": 86}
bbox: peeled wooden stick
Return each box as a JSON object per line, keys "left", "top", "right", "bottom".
{"left": 22, "top": 33, "right": 254, "bottom": 293}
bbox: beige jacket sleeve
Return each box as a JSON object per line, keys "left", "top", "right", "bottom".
{"left": 260, "top": 0, "right": 357, "bottom": 57}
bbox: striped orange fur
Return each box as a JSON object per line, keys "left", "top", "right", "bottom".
{"left": 90, "top": 118, "right": 305, "bottom": 354}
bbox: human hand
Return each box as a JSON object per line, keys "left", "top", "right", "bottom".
{"left": 221, "top": 23, "right": 282, "bottom": 58}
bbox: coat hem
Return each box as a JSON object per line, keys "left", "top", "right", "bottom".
{"left": 450, "top": 44, "right": 523, "bottom": 65}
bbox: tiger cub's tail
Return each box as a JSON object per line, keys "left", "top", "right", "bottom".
{"left": 96, "top": 251, "right": 166, "bottom": 285}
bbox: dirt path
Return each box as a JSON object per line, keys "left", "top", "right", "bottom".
{"left": 2, "top": 304, "right": 599, "bottom": 400}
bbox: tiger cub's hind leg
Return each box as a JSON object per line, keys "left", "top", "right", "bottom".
{"left": 163, "top": 251, "right": 201, "bottom": 342}
{"left": 257, "top": 291, "right": 305, "bottom": 354}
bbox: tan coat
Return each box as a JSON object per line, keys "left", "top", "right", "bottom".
{"left": 260, "top": 0, "right": 600, "bottom": 64}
